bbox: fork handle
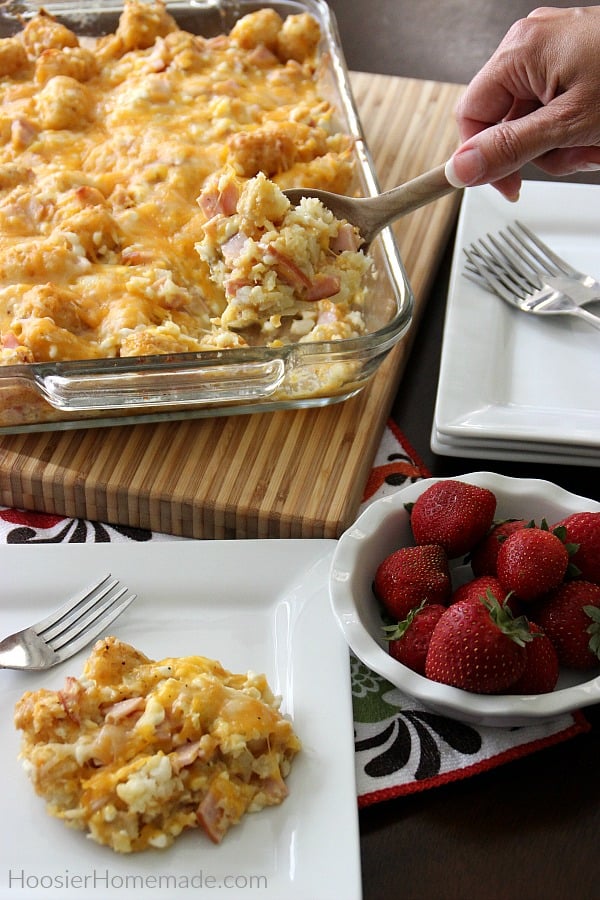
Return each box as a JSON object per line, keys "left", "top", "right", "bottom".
{"left": 573, "top": 306, "right": 600, "bottom": 331}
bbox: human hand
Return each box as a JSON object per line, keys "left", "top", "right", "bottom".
{"left": 444, "top": 6, "right": 600, "bottom": 200}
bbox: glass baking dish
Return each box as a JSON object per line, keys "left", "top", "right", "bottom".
{"left": 0, "top": 0, "right": 413, "bottom": 432}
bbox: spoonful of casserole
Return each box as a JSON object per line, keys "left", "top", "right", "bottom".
{"left": 283, "top": 164, "right": 457, "bottom": 249}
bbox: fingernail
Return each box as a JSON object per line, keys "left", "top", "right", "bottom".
{"left": 445, "top": 148, "right": 486, "bottom": 187}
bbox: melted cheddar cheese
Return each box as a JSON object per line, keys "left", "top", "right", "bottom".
{"left": 14, "top": 636, "right": 301, "bottom": 852}
{"left": 0, "top": 1, "right": 357, "bottom": 370}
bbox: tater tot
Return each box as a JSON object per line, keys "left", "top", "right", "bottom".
{"left": 0, "top": 38, "right": 28, "bottom": 77}
{"left": 35, "top": 46, "right": 98, "bottom": 84}
{"left": 277, "top": 13, "right": 321, "bottom": 62}
{"left": 36, "top": 76, "right": 93, "bottom": 130}
{"left": 229, "top": 8, "right": 283, "bottom": 52}
{"left": 21, "top": 11, "right": 78, "bottom": 58}
{"left": 115, "top": 0, "right": 178, "bottom": 50}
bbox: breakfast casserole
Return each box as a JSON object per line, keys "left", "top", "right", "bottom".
{"left": 14, "top": 635, "right": 301, "bottom": 851}
{"left": 0, "top": 0, "right": 381, "bottom": 426}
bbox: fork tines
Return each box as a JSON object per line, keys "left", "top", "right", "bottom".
{"left": 512, "top": 220, "right": 579, "bottom": 277}
{"left": 463, "top": 216, "right": 570, "bottom": 299}
{"left": 463, "top": 233, "right": 540, "bottom": 302}
{"left": 463, "top": 219, "right": 581, "bottom": 300}
{"left": 35, "top": 575, "right": 135, "bottom": 652}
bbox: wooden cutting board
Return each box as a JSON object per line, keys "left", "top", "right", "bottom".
{"left": 0, "top": 74, "right": 464, "bottom": 539}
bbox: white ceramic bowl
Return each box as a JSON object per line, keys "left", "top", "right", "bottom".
{"left": 329, "top": 472, "right": 600, "bottom": 727}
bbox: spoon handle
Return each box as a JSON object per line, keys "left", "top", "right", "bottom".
{"left": 374, "top": 164, "right": 457, "bottom": 226}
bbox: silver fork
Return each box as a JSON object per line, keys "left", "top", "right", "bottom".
{"left": 0, "top": 574, "right": 136, "bottom": 670}
{"left": 463, "top": 221, "right": 600, "bottom": 331}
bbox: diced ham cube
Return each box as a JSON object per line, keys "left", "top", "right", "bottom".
{"left": 103, "top": 696, "right": 145, "bottom": 723}
{"left": 304, "top": 272, "right": 340, "bottom": 301}
{"left": 221, "top": 231, "right": 248, "bottom": 264}
{"left": 267, "top": 246, "right": 311, "bottom": 291}
{"left": 330, "top": 221, "right": 362, "bottom": 253}
{"left": 198, "top": 179, "right": 240, "bottom": 219}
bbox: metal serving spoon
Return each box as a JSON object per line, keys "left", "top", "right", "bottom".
{"left": 283, "top": 164, "right": 457, "bottom": 248}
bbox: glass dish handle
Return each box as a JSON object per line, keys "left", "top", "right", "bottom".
{"left": 30, "top": 359, "right": 286, "bottom": 411}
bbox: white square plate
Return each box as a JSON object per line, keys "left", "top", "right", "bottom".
{"left": 430, "top": 424, "right": 600, "bottom": 467}
{"left": 0, "top": 541, "right": 361, "bottom": 900}
{"left": 435, "top": 181, "right": 600, "bottom": 447}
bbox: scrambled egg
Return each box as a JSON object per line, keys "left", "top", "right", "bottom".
{"left": 14, "top": 636, "right": 301, "bottom": 852}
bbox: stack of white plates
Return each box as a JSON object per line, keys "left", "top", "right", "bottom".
{"left": 432, "top": 181, "right": 600, "bottom": 467}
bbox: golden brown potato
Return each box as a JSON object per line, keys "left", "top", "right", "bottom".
{"left": 0, "top": 38, "right": 28, "bottom": 77}
{"left": 21, "top": 10, "right": 78, "bottom": 58}
{"left": 36, "top": 76, "right": 94, "bottom": 130}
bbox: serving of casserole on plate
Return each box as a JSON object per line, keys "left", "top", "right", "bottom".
{"left": 15, "top": 635, "right": 302, "bottom": 852}
{"left": 1, "top": 540, "right": 362, "bottom": 900}
{"left": 0, "top": 0, "right": 412, "bottom": 432}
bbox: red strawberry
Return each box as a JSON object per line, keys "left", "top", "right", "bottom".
{"left": 408, "top": 479, "right": 496, "bottom": 558}
{"left": 424, "top": 593, "right": 531, "bottom": 694}
{"left": 470, "top": 519, "right": 528, "bottom": 577}
{"left": 496, "top": 523, "right": 570, "bottom": 601}
{"left": 374, "top": 544, "right": 451, "bottom": 620}
{"left": 533, "top": 580, "right": 600, "bottom": 669}
{"left": 383, "top": 602, "right": 446, "bottom": 675}
{"left": 451, "top": 575, "right": 506, "bottom": 606}
{"left": 450, "top": 575, "right": 523, "bottom": 616}
{"left": 509, "top": 623, "right": 559, "bottom": 694}
{"left": 552, "top": 511, "right": 600, "bottom": 584}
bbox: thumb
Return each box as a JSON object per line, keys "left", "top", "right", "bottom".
{"left": 445, "top": 148, "right": 522, "bottom": 201}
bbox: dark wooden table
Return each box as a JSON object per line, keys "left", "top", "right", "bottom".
{"left": 326, "top": 1, "right": 600, "bottom": 897}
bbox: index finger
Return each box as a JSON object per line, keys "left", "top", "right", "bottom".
{"left": 454, "top": 70, "right": 531, "bottom": 142}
